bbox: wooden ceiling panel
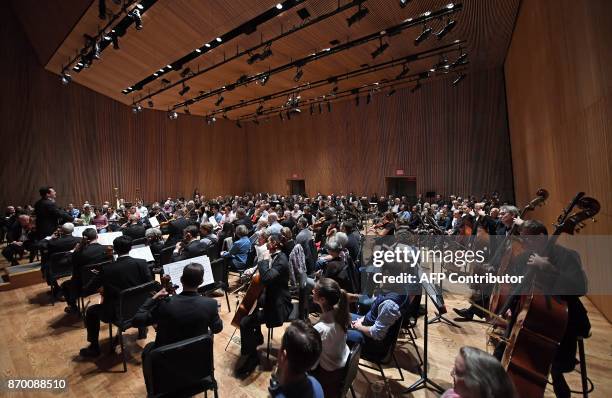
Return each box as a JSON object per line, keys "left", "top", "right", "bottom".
{"left": 44, "top": 0, "right": 519, "bottom": 118}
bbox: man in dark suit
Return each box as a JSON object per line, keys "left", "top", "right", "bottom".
{"left": 122, "top": 214, "right": 146, "bottom": 240}
{"left": 1, "top": 214, "right": 35, "bottom": 265}
{"left": 34, "top": 186, "right": 73, "bottom": 240}
{"left": 79, "top": 235, "right": 153, "bottom": 357}
{"left": 133, "top": 262, "right": 223, "bottom": 390}
{"left": 44, "top": 222, "right": 80, "bottom": 294}
{"left": 61, "top": 228, "right": 113, "bottom": 314}
{"left": 165, "top": 209, "right": 190, "bottom": 247}
{"left": 236, "top": 234, "right": 292, "bottom": 377}
{"left": 170, "top": 225, "right": 207, "bottom": 262}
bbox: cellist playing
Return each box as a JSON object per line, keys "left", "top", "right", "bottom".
{"left": 234, "top": 233, "right": 292, "bottom": 378}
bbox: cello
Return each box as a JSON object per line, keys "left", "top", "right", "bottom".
{"left": 498, "top": 193, "right": 599, "bottom": 398}
{"left": 231, "top": 271, "right": 263, "bottom": 328}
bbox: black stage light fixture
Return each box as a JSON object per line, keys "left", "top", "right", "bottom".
{"left": 396, "top": 63, "right": 410, "bottom": 79}
{"left": 294, "top": 67, "right": 303, "bottom": 82}
{"left": 260, "top": 45, "right": 273, "bottom": 60}
{"left": 451, "top": 53, "right": 468, "bottom": 67}
{"left": 60, "top": 72, "right": 72, "bottom": 85}
{"left": 168, "top": 110, "right": 178, "bottom": 120}
{"left": 436, "top": 19, "right": 456, "bottom": 39}
{"left": 98, "top": 0, "right": 106, "bottom": 20}
{"left": 387, "top": 88, "right": 396, "bottom": 97}
{"left": 236, "top": 120, "right": 242, "bottom": 128}
{"left": 184, "top": 107, "right": 191, "bottom": 115}
{"left": 161, "top": 78, "right": 171, "bottom": 85}
{"left": 399, "top": 0, "right": 409, "bottom": 8}
{"left": 180, "top": 67, "right": 192, "bottom": 78}
{"left": 111, "top": 32, "right": 119, "bottom": 49}
{"left": 258, "top": 72, "right": 270, "bottom": 86}
{"left": 132, "top": 104, "right": 143, "bottom": 113}
{"left": 131, "top": 8, "right": 143, "bottom": 30}
{"left": 297, "top": 8, "right": 311, "bottom": 20}
{"left": 147, "top": 100, "right": 154, "bottom": 107}
{"left": 256, "top": 104, "right": 264, "bottom": 115}
{"left": 178, "top": 82, "right": 190, "bottom": 96}
{"left": 347, "top": 5, "right": 369, "bottom": 27}
{"left": 215, "top": 95, "right": 224, "bottom": 106}
{"left": 371, "top": 39, "right": 389, "bottom": 59}
{"left": 247, "top": 52, "right": 262, "bottom": 64}
{"left": 452, "top": 73, "right": 465, "bottom": 86}
{"left": 415, "top": 24, "right": 432, "bottom": 45}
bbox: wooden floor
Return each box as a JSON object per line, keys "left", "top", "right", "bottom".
{"left": 0, "top": 268, "right": 610, "bottom": 398}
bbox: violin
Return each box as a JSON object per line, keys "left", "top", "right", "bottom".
{"left": 160, "top": 274, "right": 177, "bottom": 295}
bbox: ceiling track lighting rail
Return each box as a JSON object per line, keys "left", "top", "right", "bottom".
{"left": 170, "top": 2, "right": 463, "bottom": 111}
{"left": 131, "top": 0, "right": 371, "bottom": 102}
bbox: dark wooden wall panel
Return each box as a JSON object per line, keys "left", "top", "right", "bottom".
{"left": 245, "top": 67, "right": 514, "bottom": 201}
{"left": 505, "top": 0, "right": 612, "bottom": 320}
{"left": 0, "top": 2, "right": 247, "bottom": 209}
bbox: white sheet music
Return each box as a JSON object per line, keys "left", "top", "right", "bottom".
{"left": 162, "top": 255, "right": 214, "bottom": 294}
{"left": 208, "top": 216, "right": 218, "bottom": 228}
{"left": 72, "top": 225, "right": 96, "bottom": 237}
{"left": 149, "top": 216, "right": 160, "bottom": 228}
{"left": 97, "top": 231, "right": 123, "bottom": 246}
{"left": 130, "top": 245, "right": 154, "bottom": 262}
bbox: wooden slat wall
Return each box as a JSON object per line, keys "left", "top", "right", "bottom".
{"left": 505, "top": 0, "right": 612, "bottom": 320}
{"left": 244, "top": 67, "right": 515, "bottom": 201}
{"left": 0, "top": 2, "right": 247, "bottom": 209}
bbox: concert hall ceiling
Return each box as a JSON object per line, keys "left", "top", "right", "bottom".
{"left": 18, "top": 0, "right": 520, "bottom": 120}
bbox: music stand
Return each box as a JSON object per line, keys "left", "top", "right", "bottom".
{"left": 427, "top": 258, "right": 461, "bottom": 328}
{"left": 403, "top": 284, "right": 445, "bottom": 394}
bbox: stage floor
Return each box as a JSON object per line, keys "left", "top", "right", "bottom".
{"left": 0, "top": 271, "right": 610, "bottom": 398}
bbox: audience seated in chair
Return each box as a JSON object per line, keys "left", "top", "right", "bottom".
{"left": 221, "top": 224, "right": 251, "bottom": 272}
{"left": 268, "top": 320, "right": 324, "bottom": 398}
{"left": 1, "top": 214, "right": 35, "bottom": 266}
{"left": 310, "top": 278, "right": 350, "bottom": 398}
{"left": 441, "top": 346, "right": 517, "bottom": 398}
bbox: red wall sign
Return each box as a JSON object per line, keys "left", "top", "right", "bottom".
{"left": 395, "top": 169, "right": 405, "bottom": 176}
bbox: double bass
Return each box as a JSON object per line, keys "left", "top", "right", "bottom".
{"left": 488, "top": 189, "right": 549, "bottom": 317}
{"left": 497, "top": 192, "right": 599, "bottom": 398}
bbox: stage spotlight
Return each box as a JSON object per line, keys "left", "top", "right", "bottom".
{"left": 433, "top": 55, "right": 449, "bottom": 71}
{"left": 297, "top": 8, "right": 311, "bottom": 20}
{"left": 414, "top": 24, "right": 432, "bottom": 46}
{"left": 98, "top": 0, "right": 106, "bottom": 20}
{"left": 436, "top": 19, "right": 456, "bottom": 39}
{"left": 451, "top": 53, "right": 468, "bottom": 67}
{"left": 178, "top": 83, "right": 190, "bottom": 96}
{"left": 147, "top": 100, "right": 154, "bottom": 107}
{"left": 399, "top": 0, "right": 409, "bottom": 8}
{"left": 452, "top": 73, "right": 465, "bottom": 86}
{"left": 371, "top": 41, "right": 389, "bottom": 59}
{"left": 112, "top": 33, "right": 119, "bottom": 49}
{"left": 60, "top": 72, "right": 72, "bottom": 85}
{"left": 256, "top": 104, "right": 264, "bottom": 115}
{"left": 396, "top": 64, "right": 410, "bottom": 80}
{"left": 132, "top": 104, "right": 143, "bottom": 113}
{"left": 260, "top": 45, "right": 273, "bottom": 60}
{"left": 184, "top": 108, "right": 191, "bottom": 115}
{"left": 180, "top": 67, "right": 192, "bottom": 78}
{"left": 168, "top": 110, "right": 178, "bottom": 120}
{"left": 130, "top": 9, "right": 143, "bottom": 30}
{"left": 161, "top": 78, "right": 171, "bottom": 85}
{"left": 257, "top": 72, "right": 270, "bottom": 86}
{"left": 93, "top": 42, "right": 101, "bottom": 59}
{"left": 347, "top": 6, "right": 369, "bottom": 27}
{"left": 294, "top": 67, "right": 303, "bottom": 82}
{"left": 215, "top": 95, "right": 224, "bottom": 106}
{"left": 247, "top": 52, "right": 262, "bottom": 64}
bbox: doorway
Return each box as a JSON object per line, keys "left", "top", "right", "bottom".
{"left": 385, "top": 177, "right": 416, "bottom": 201}
{"left": 287, "top": 179, "right": 306, "bottom": 196}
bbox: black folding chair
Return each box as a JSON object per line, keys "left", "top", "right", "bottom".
{"left": 47, "top": 251, "right": 73, "bottom": 305}
{"left": 77, "top": 261, "right": 112, "bottom": 320}
{"left": 358, "top": 316, "right": 405, "bottom": 383}
{"left": 199, "top": 253, "right": 231, "bottom": 312}
{"left": 339, "top": 343, "right": 362, "bottom": 398}
{"left": 110, "top": 281, "right": 157, "bottom": 372}
{"left": 143, "top": 333, "right": 218, "bottom": 398}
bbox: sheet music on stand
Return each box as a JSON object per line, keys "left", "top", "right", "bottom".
{"left": 97, "top": 231, "right": 123, "bottom": 246}
{"left": 114, "top": 245, "right": 154, "bottom": 262}
{"left": 162, "top": 255, "right": 214, "bottom": 294}
{"left": 149, "top": 216, "right": 160, "bottom": 228}
{"left": 416, "top": 266, "right": 446, "bottom": 312}
{"left": 72, "top": 225, "right": 96, "bottom": 237}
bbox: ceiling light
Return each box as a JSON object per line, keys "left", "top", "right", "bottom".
{"left": 294, "top": 67, "right": 303, "bottom": 82}
{"left": 415, "top": 25, "right": 432, "bottom": 45}
{"left": 436, "top": 19, "right": 456, "bottom": 39}
{"left": 452, "top": 73, "right": 465, "bottom": 86}
{"left": 347, "top": 6, "right": 369, "bottom": 27}
{"left": 168, "top": 110, "right": 178, "bottom": 120}
{"left": 276, "top": 3, "right": 283, "bottom": 9}
{"left": 130, "top": 9, "right": 143, "bottom": 30}
{"left": 399, "top": 0, "right": 409, "bottom": 8}
{"left": 147, "top": 100, "right": 154, "bottom": 107}
{"left": 451, "top": 53, "right": 468, "bottom": 67}
{"left": 216, "top": 37, "right": 222, "bottom": 42}
{"left": 60, "top": 72, "right": 72, "bottom": 85}
{"left": 178, "top": 83, "right": 190, "bottom": 96}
